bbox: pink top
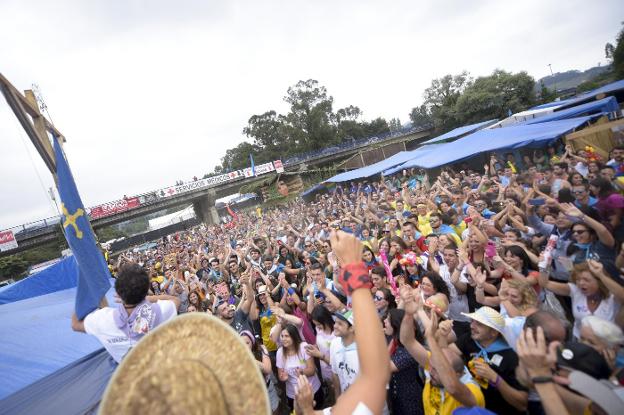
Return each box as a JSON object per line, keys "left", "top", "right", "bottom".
{"left": 276, "top": 342, "right": 321, "bottom": 398}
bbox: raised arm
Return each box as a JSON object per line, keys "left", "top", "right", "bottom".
{"left": 329, "top": 231, "right": 390, "bottom": 415}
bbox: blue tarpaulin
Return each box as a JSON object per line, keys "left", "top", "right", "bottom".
{"left": 421, "top": 119, "right": 497, "bottom": 144}
{"left": 325, "top": 150, "right": 421, "bottom": 183}
{"left": 389, "top": 116, "right": 593, "bottom": 170}
{"left": 0, "top": 255, "right": 79, "bottom": 305}
{"left": 0, "top": 349, "right": 116, "bottom": 415}
{"left": 0, "top": 286, "right": 115, "bottom": 400}
{"left": 530, "top": 79, "right": 624, "bottom": 111}
{"left": 325, "top": 144, "right": 446, "bottom": 183}
{"left": 523, "top": 96, "right": 618, "bottom": 125}
{"left": 383, "top": 145, "right": 450, "bottom": 175}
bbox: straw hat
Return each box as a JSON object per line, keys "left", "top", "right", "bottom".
{"left": 461, "top": 306, "right": 505, "bottom": 335}
{"left": 100, "top": 313, "right": 270, "bottom": 415}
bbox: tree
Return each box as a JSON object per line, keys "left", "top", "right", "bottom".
{"left": 282, "top": 79, "right": 338, "bottom": 152}
{"left": 421, "top": 71, "right": 472, "bottom": 131}
{"left": 388, "top": 117, "right": 402, "bottom": 132}
{"left": 242, "top": 110, "right": 290, "bottom": 161}
{"left": 605, "top": 22, "right": 624, "bottom": 79}
{"left": 362, "top": 117, "right": 390, "bottom": 137}
{"left": 455, "top": 69, "right": 536, "bottom": 124}
{"left": 221, "top": 141, "right": 259, "bottom": 171}
{"left": 409, "top": 104, "right": 433, "bottom": 128}
{"left": 538, "top": 80, "right": 557, "bottom": 104}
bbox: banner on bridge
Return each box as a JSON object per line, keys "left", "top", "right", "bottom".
{"left": 158, "top": 160, "right": 283, "bottom": 199}
{"left": 0, "top": 230, "right": 18, "bottom": 252}
{"left": 89, "top": 197, "right": 141, "bottom": 219}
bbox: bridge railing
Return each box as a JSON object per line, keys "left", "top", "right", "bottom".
{"left": 283, "top": 124, "right": 431, "bottom": 165}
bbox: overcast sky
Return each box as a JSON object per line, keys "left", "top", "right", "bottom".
{"left": 1, "top": 0, "right": 622, "bottom": 229}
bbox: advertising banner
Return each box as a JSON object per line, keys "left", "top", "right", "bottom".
{"left": 89, "top": 197, "right": 141, "bottom": 219}
{"left": 0, "top": 230, "right": 18, "bottom": 251}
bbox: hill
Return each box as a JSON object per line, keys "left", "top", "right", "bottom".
{"left": 536, "top": 65, "right": 612, "bottom": 92}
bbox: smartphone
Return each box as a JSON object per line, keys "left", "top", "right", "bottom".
{"left": 528, "top": 198, "right": 545, "bottom": 206}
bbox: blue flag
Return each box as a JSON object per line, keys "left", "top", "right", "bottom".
{"left": 53, "top": 135, "right": 111, "bottom": 320}
{"left": 249, "top": 153, "right": 256, "bottom": 176}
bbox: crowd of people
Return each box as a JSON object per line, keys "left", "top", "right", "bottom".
{"left": 86, "top": 142, "right": 624, "bottom": 414}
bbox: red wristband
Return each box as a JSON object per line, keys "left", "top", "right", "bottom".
{"left": 339, "top": 262, "right": 372, "bottom": 295}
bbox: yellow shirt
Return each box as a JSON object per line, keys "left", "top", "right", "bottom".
{"left": 422, "top": 381, "right": 485, "bottom": 415}
{"left": 260, "top": 312, "right": 278, "bottom": 352}
{"left": 423, "top": 353, "right": 485, "bottom": 415}
{"left": 418, "top": 214, "right": 432, "bottom": 236}
{"left": 451, "top": 221, "right": 467, "bottom": 237}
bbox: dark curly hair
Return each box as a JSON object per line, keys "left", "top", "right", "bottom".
{"left": 115, "top": 262, "right": 149, "bottom": 305}
{"left": 422, "top": 271, "right": 450, "bottom": 299}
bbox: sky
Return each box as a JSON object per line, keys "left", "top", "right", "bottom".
{"left": 1, "top": 0, "right": 622, "bottom": 229}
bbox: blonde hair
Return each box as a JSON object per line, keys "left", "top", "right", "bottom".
{"left": 506, "top": 279, "right": 537, "bottom": 311}
{"left": 571, "top": 263, "right": 609, "bottom": 299}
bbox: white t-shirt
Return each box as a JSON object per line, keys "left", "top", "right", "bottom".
{"left": 330, "top": 337, "right": 359, "bottom": 393}
{"left": 316, "top": 329, "right": 336, "bottom": 381}
{"left": 569, "top": 283, "right": 621, "bottom": 338}
{"left": 276, "top": 342, "right": 321, "bottom": 398}
{"left": 438, "top": 264, "right": 470, "bottom": 322}
{"left": 84, "top": 300, "right": 177, "bottom": 363}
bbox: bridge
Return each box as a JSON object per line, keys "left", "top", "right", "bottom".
{"left": 1, "top": 123, "right": 433, "bottom": 257}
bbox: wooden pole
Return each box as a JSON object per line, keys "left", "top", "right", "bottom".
{"left": 0, "top": 73, "right": 65, "bottom": 176}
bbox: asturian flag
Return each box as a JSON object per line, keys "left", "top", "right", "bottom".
{"left": 53, "top": 134, "right": 111, "bottom": 320}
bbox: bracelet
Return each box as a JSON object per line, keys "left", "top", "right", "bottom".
{"left": 531, "top": 375, "right": 554, "bottom": 384}
{"left": 339, "top": 262, "right": 372, "bottom": 295}
{"left": 489, "top": 374, "right": 502, "bottom": 388}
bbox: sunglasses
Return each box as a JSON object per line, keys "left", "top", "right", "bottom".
{"left": 572, "top": 229, "right": 589, "bottom": 234}
{"left": 571, "top": 190, "right": 586, "bottom": 194}
{"left": 373, "top": 295, "right": 385, "bottom": 301}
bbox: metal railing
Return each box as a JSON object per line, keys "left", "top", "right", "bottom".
{"left": 283, "top": 124, "right": 431, "bottom": 165}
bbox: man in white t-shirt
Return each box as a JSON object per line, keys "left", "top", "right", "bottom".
{"left": 329, "top": 309, "right": 359, "bottom": 397}
{"left": 72, "top": 262, "right": 180, "bottom": 363}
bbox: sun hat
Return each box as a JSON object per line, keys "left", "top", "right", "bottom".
{"left": 99, "top": 314, "right": 270, "bottom": 415}
{"left": 568, "top": 370, "right": 624, "bottom": 415}
{"left": 461, "top": 306, "right": 505, "bottom": 335}
{"left": 556, "top": 341, "right": 611, "bottom": 380}
{"left": 333, "top": 309, "right": 354, "bottom": 326}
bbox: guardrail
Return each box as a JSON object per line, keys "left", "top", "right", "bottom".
{"left": 283, "top": 124, "right": 431, "bottom": 165}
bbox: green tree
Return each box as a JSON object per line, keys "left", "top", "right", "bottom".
{"left": 455, "top": 69, "right": 536, "bottom": 124}
{"left": 605, "top": 22, "right": 624, "bottom": 79}
{"left": 362, "top": 117, "right": 390, "bottom": 137}
{"left": 422, "top": 71, "right": 472, "bottom": 131}
{"left": 282, "top": 79, "right": 338, "bottom": 152}
{"left": 409, "top": 104, "right": 433, "bottom": 128}
{"left": 388, "top": 117, "right": 402, "bottom": 132}
{"left": 242, "top": 110, "right": 290, "bottom": 161}
{"left": 221, "top": 141, "right": 259, "bottom": 171}
{"left": 538, "top": 80, "right": 557, "bottom": 104}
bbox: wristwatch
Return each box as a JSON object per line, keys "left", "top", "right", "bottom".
{"left": 531, "top": 376, "right": 553, "bottom": 384}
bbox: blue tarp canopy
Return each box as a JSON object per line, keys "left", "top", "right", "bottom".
{"left": 325, "top": 148, "right": 428, "bottom": 183}
{"left": 383, "top": 145, "right": 449, "bottom": 175}
{"left": 0, "top": 256, "right": 79, "bottom": 304}
{"left": 530, "top": 79, "right": 624, "bottom": 111}
{"left": 421, "top": 119, "right": 497, "bottom": 144}
{"left": 0, "top": 256, "right": 116, "bottom": 413}
{"left": 393, "top": 116, "right": 593, "bottom": 170}
{"left": 523, "top": 96, "right": 618, "bottom": 125}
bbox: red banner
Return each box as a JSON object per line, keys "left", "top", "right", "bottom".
{"left": 89, "top": 197, "right": 140, "bottom": 219}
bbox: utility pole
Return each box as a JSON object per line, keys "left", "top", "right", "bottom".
{"left": 548, "top": 64, "right": 557, "bottom": 96}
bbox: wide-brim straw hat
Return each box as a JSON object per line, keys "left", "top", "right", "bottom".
{"left": 99, "top": 313, "right": 270, "bottom": 415}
